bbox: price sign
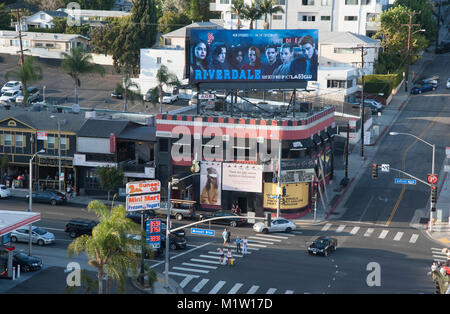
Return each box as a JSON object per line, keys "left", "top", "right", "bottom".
{"left": 146, "top": 219, "right": 161, "bottom": 248}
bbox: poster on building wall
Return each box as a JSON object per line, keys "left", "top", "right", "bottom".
{"left": 263, "top": 182, "right": 309, "bottom": 211}
{"left": 222, "top": 163, "right": 263, "bottom": 193}
{"left": 200, "top": 161, "right": 222, "bottom": 206}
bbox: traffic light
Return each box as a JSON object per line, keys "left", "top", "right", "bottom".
{"left": 265, "top": 212, "right": 271, "bottom": 227}
{"left": 431, "top": 185, "right": 437, "bottom": 203}
{"left": 372, "top": 164, "right": 378, "bottom": 179}
{"left": 313, "top": 182, "right": 318, "bottom": 194}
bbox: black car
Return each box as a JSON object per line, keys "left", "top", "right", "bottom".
{"left": 26, "top": 190, "right": 66, "bottom": 205}
{"left": 111, "top": 90, "right": 123, "bottom": 99}
{"left": 152, "top": 233, "right": 187, "bottom": 257}
{"left": 126, "top": 210, "right": 157, "bottom": 224}
{"left": 199, "top": 211, "right": 247, "bottom": 227}
{"left": 12, "top": 252, "right": 42, "bottom": 272}
{"left": 307, "top": 236, "right": 338, "bottom": 256}
{"left": 65, "top": 219, "right": 98, "bottom": 238}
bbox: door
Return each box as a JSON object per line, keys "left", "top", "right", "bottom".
{"left": 237, "top": 197, "right": 247, "bottom": 214}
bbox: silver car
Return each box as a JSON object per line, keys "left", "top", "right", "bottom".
{"left": 11, "top": 226, "right": 55, "bottom": 246}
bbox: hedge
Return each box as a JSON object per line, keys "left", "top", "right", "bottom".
{"left": 362, "top": 71, "right": 404, "bottom": 98}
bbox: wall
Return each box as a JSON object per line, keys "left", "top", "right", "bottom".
{"left": 77, "top": 137, "right": 111, "bottom": 154}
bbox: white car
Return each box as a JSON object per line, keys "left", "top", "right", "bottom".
{"left": 446, "top": 77, "right": 450, "bottom": 89}
{"left": 15, "top": 86, "right": 40, "bottom": 103}
{"left": 1, "top": 81, "right": 22, "bottom": 94}
{"left": 0, "top": 184, "right": 11, "bottom": 198}
{"left": 0, "top": 90, "right": 20, "bottom": 103}
{"left": 11, "top": 226, "right": 55, "bottom": 246}
{"left": 162, "top": 93, "right": 178, "bottom": 104}
{"left": 253, "top": 218, "right": 297, "bottom": 234}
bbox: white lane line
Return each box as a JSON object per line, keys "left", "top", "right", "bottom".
{"left": 409, "top": 234, "right": 419, "bottom": 243}
{"left": 249, "top": 236, "right": 282, "bottom": 242}
{"left": 199, "top": 255, "right": 220, "bottom": 260}
{"left": 166, "top": 271, "right": 199, "bottom": 278}
{"left": 190, "top": 258, "right": 220, "bottom": 265}
{"left": 192, "top": 279, "right": 209, "bottom": 293}
{"left": 285, "top": 290, "right": 294, "bottom": 294}
{"left": 247, "top": 243, "right": 267, "bottom": 248}
{"left": 378, "top": 230, "right": 389, "bottom": 239}
{"left": 179, "top": 275, "right": 195, "bottom": 288}
{"left": 182, "top": 262, "right": 217, "bottom": 270}
{"left": 150, "top": 242, "right": 213, "bottom": 267}
{"left": 228, "top": 283, "right": 243, "bottom": 294}
{"left": 254, "top": 234, "right": 289, "bottom": 239}
{"left": 246, "top": 285, "right": 259, "bottom": 294}
{"left": 209, "top": 281, "right": 226, "bottom": 294}
{"left": 350, "top": 226, "right": 360, "bottom": 235}
{"left": 272, "top": 232, "right": 295, "bottom": 237}
{"left": 208, "top": 251, "right": 243, "bottom": 258}
{"left": 393, "top": 232, "right": 404, "bottom": 241}
{"left": 364, "top": 228, "right": 374, "bottom": 237}
{"left": 172, "top": 266, "right": 209, "bottom": 274}
{"left": 266, "top": 288, "right": 277, "bottom": 294}
{"left": 248, "top": 239, "right": 274, "bottom": 245}
{"left": 321, "top": 223, "right": 332, "bottom": 231}
{"left": 336, "top": 225, "right": 346, "bottom": 233}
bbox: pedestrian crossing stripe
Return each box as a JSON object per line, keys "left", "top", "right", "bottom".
{"left": 172, "top": 266, "right": 210, "bottom": 274}
{"left": 393, "top": 232, "right": 404, "bottom": 241}
{"left": 192, "top": 278, "right": 209, "bottom": 293}
{"left": 182, "top": 262, "right": 217, "bottom": 269}
{"left": 190, "top": 258, "right": 220, "bottom": 265}
{"left": 350, "top": 226, "right": 360, "bottom": 235}
{"left": 409, "top": 234, "right": 419, "bottom": 243}
{"left": 209, "top": 281, "right": 226, "bottom": 294}
{"left": 321, "top": 223, "right": 332, "bottom": 231}
{"left": 247, "top": 285, "right": 259, "bottom": 294}
{"left": 364, "top": 228, "right": 374, "bottom": 237}
{"left": 249, "top": 236, "right": 282, "bottom": 242}
{"left": 378, "top": 230, "right": 389, "bottom": 239}
{"left": 336, "top": 225, "right": 346, "bottom": 233}
{"left": 228, "top": 283, "right": 244, "bottom": 294}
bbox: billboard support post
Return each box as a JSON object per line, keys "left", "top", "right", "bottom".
{"left": 277, "top": 140, "right": 282, "bottom": 218}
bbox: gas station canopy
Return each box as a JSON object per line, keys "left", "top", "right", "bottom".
{"left": 0, "top": 210, "right": 41, "bottom": 237}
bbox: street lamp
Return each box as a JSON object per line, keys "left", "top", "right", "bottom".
{"left": 28, "top": 149, "right": 45, "bottom": 256}
{"left": 389, "top": 131, "right": 435, "bottom": 231}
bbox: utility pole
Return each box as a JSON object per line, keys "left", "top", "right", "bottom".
{"left": 435, "top": 0, "right": 441, "bottom": 52}
{"left": 11, "top": 9, "right": 25, "bottom": 67}
{"left": 402, "top": 11, "right": 420, "bottom": 92}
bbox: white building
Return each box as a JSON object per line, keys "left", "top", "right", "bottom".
{"left": 13, "top": 11, "right": 68, "bottom": 30}
{"left": 209, "top": 0, "right": 390, "bottom": 37}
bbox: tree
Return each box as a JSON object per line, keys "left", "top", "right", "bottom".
{"left": 156, "top": 65, "right": 180, "bottom": 113}
{"left": 157, "top": 11, "right": 190, "bottom": 34}
{"left": 231, "top": 0, "right": 246, "bottom": 30}
{"left": 5, "top": 56, "right": 43, "bottom": 106}
{"left": 393, "top": 0, "right": 437, "bottom": 41}
{"left": 61, "top": 46, "right": 106, "bottom": 105}
{"left": 96, "top": 166, "right": 124, "bottom": 201}
{"left": 0, "top": 155, "right": 9, "bottom": 177}
{"left": 0, "top": 4, "right": 12, "bottom": 31}
{"left": 259, "top": 0, "right": 284, "bottom": 30}
{"left": 131, "top": 0, "right": 158, "bottom": 50}
{"left": 242, "top": 0, "right": 263, "bottom": 30}
{"left": 116, "top": 71, "right": 143, "bottom": 112}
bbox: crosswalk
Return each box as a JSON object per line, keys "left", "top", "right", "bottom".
{"left": 431, "top": 247, "right": 449, "bottom": 263}
{"left": 320, "top": 223, "right": 420, "bottom": 244}
{"left": 165, "top": 232, "right": 297, "bottom": 294}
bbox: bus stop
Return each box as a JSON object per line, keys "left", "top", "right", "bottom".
{"left": 0, "top": 210, "right": 41, "bottom": 279}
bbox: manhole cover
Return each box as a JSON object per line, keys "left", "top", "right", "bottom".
{"left": 419, "top": 217, "right": 429, "bottom": 224}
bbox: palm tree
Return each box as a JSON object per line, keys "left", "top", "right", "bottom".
{"left": 61, "top": 46, "right": 106, "bottom": 105}
{"left": 242, "top": 0, "right": 263, "bottom": 30}
{"left": 156, "top": 65, "right": 180, "bottom": 113}
{"left": 116, "top": 70, "right": 143, "bottom": 112}
{"left": 231, "top": 0, "right": 246, "bottom": 30}
{"left": 259, "top": 0, "right": 285, "bottom": 30}
{"left": 5, "top": 56, "right": 42, "bottom": 106}
{"left": 68, "top": 201, "right": 143, "bottom": 294}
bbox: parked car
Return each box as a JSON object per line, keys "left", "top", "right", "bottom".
{"left": 162, "top": 93, "right": 178, "bottom": 104}
{"left": 0, "top": 90, "right": 20, "bottom": 103}
{"left": 363, "top": 99, "right": 383, "bottom": 114}
{"left": 26, "top": 190, "right": 67, "bottom": 205}
{"left": 126, "top": 210, "right": 157, "bottom": 224}
{"left": 65, "top": 219, "right": 98, "bottom": 238}
{"left": 411, "top": 84, "right": 437, "bottom": 94}
{"left": 11, "top": 226, "right": 55, "bottom": 246}
{"left": 199, "top": 211, "right": 247, "bottom": 227}
{"left": 111, "top": 89, "right": 123, "bottom": 99}
{"left": 253, "top": 218, "right": 296, "bottom": 234}
{"left": 421, "top": 79, "right": 438, "bottom": 86}
{"left": 12, "top": 251, "right": 42, "bottom": 272}
{"left": 128, "top": 232, "right": 187, "bottom": 258}
{"left": 307, "top": 236, "right": 338, "bottom": 256}
{"left": 446, "top": 77, "right": 450, "bottom": 89}
{"left": 1, "top": 81, "right": 22, "bottom": 94}
{"left": 15, "top": 86, "right": 40, "bottom": 103}
{"left": 0, "top": 184, "right": 11, "bottom": 198}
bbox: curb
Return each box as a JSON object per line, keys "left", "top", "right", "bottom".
{"left": 325, "top": 177, "right": 354, "bottom": 220}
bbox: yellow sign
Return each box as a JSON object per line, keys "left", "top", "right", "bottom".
{"left": 263, "top": 182, "right": 309, "bottom": 210}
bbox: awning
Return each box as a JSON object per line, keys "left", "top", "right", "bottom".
{"left": 290, "top": 138, "right": 314, "bottom": 151}
{"left": 0, "top": 210, "right": 41, "bottom": 237}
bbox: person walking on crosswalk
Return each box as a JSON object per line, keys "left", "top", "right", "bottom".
{"left": 218, "top": 247, "right": 225, "bottom": 265}
{"left": 222, "top": 228, "right": 228, "bottom": 246}
{"left": 236, "top": 236, "right": 242, "bottom": 254}
{"left": 242, "top": 236, "right": 248, "bottom": 256}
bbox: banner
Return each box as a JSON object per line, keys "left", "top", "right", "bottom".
{"left": 263, "top": 182, "right": 309, "bottom": 211}
{"left": 188, "top": 29, "right": 318, "bottom": 83}
{"left": 222, "top": 163, "right": 263, "bottom": 193}
{"left": 200, "top": 161, "right": 222, "bottom": 206}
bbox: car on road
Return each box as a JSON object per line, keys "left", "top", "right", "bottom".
{"left": 446, "top": 77, "right": 450, "bottom": 89}
{"left": 199, "top": 211, "right": 247, "bottom": 227}
{"left": 15, "top": 86, "right": 40, "bottom": 103}
{"left": 0, "top": 90, "right": 20, "bottom": 103}
{"left": 128, "top": 232, "right": 187, "bottom": 258}
{"left": 1, "top": 81, "right": 22, "bottom": 94}
{"left": 411, "top": 84, "right": 437, "bottom": 94}
{"left": 11, "top": 226, "right": 55, "bottom": 246}
{"left": 0, "top": 184, "right": 11, "bottom": 198}
{"left": 126, "top": 210, "right": 157, "bottom": 224}
{"left": 111, "top": 89, "right": 123, "bottom": 99}
{"left": 162, "top": 93, "right": 178, "bottom": 104}
{"left": 26, "top": 190, "right": 67, "bottom": 205}
{"left": 65, "top": 219, "right": 98, "bottom": 238}
{"left": 12, "top": 251, "right": 42, "bottom": 272}
{"left": 307, "top": 236, "right": 338, "bottom": 256}
{"left": 253, "top": 218, "right": 296, "bottom": 234}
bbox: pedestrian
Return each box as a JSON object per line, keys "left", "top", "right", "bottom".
{"left": 222, "top": 228, "right": 228, "bottom": 246}
{"left": 218, "top": 247, "right": 224, "bottom": 265}
{"left": 236, "top": 236, "right": 242, "bottom": 254}
{"left": 66, "top": 185, "right": 71, "bottom": 200}
{"left": 226, "top": 229, "right": 231, "bottom": 248}
{"left": 226, "top": 248, "right": 233, "bottom": 266}
{"left": 242, "top": 236, "right": 248, "bottom": 256}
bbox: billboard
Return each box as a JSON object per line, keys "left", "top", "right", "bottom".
{"left": 200, "top": 161, "right": 222, "bottom": 207}
{"left": 222, "top": 163, "right": 263, "bottom": 193}
{"left": 263, "top": 182, "right": 309, "bottom": 211}
{"left": 188, "top": 29, "right": 318, "bottom": 84}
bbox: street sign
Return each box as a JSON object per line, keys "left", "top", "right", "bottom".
{"left": 427, "top": 174, "right": 438, "bottom": 185}
{"left": 126, "top": 180, "right": 160, "bottom": 195}
{"left": 394, "top": 178, "right": 416, "bottom": 185}
{"left": 191, "top": 228, "right": 215, "bottom": 236}
{"left": 146, "top": 219, "right": 161, "bottom": 247}
{"left": 381, "top": 164, "right": 390, "bottom": 173}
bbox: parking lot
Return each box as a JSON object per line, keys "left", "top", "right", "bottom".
{"left": 0, "top": 53, "right": 187, "bottom": 114}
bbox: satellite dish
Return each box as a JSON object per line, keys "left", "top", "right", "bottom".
{"left": 72, "top": 103, "right": 80, "bottom": 113}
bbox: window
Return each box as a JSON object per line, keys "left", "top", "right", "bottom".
{"left": 334, "top": 48, "right": 355, "bottom": 54}
{"left": 156, "top": 57, "right": 161, "bottom": 64}
{"left": 298, "top": 14, "right": 316, "bottom": 22}
{"left": 345, "top": 0, "right": 358, "bottom": 4}
{"left": 164, "top": 38, "right": 172, "bottom": 46}
{"left": 60, "top": 137, "right": 67, "bottom": 150}
{"left": 321, "top": 0, "right": 329, "bottom": 5}
{"left": 159, "top": 138, "right": 168, "bottom": 152}
{"left": 47, "top": 136, "right": 55, "bottom": 149}
{"left": 361, "top": 0, "right": 370, "bottom": 4}
{"left": 327, "top": 80, "right": 346, "bottom": 88}
{"left": 344, "top": 16, "right": 358, "bottom": 21}
{"left": 274, "top": 0, "right": 285, "bottom": 4}
{"left": 347, "top": 79, "right": 354, "bottom": 88}
{"left": 321, "top": 16, "right": 331, "bottom": 21}
{"left": 302, "top": 0, "right": 315, "bottom": 5}
{"left": 3, "top": 134, "right": 12, "bottom": 147}
{"left": 15, "top": 134, "right": 24, "bottom": 147}
{"left": 273, "top": 15, "right": 283, "bottom": 20}
{"left": 219, "top": 0, "right": 229, "bottom": 3}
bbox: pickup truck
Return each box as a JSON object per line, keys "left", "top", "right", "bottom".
{"left": 307, "top": 236, "right": 338, "bottom": 256}
{"left": 155, "top": 199, "right": 197, "bottom": 221}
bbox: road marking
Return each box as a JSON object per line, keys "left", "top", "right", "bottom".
{"left": 208, "top": 251, "right": 243, "bottom": 258}
{"left": 190, "top": 258, "right": 220, "bottom": 265}
{"left": 166, "top": 271, "right": 199, "bottom": 278}
{"left": 179, "top": 275, "right": 195, "bottom": 288}
{"left": 272, "top": 232, "right": 295, "bottom": 237}
{"left": 199, "top": 255, "right": 220, "bottom": 260}
{"left": 172, "top": 266, "right": 209, "bottom": 274}
{"left": 192, "top": 279, "right": 209, "bottom": 293}
{"left": 378, "top": 230, "right": 389, "bottom": 239}
{"left": 247, "top": 243, "right": 267, "bottom": 248}
{"left": 209, "top": 281, "right": 226, "bottom": 294}
{"left": 321, "top": 223, "right": 332, "bottom": 231}
{"left": 249, "top": 236, "right": 282, "bottom": 242}
{"left": 350, "top": 227, "right": 360, "bottom": 235}
{"left": 393, "top": 232, "right": 404, "bottom": 241}
{"left": 409, "top": 234, "right": 419, "bottom": 243}
{"left": 336, "top": 225, "right": 346, "bottom": 233}
{"left": 182, "top": 262, "right": 217, "bottom": 270}
{"left": 364, "top": 228, "right": 374, "bottom": 237}
{"left": 256, "top": 234, "right": 289, "bottom": 239}
{"left": 266, "top": 288, "right": 277, "bottom": 294}
{"left": 228, "top": 283, "right": 243, "bottom": 294}
{"left": 246, "top": 285, "right": 259, "bottom": 294}
{"left": 248, "top": 239, "right": 274, "bottom": 245}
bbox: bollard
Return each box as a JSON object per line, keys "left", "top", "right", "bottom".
{"left": 12, "top": 267, "right": 15, "bottom": 280}
{"left": 17, "top": 265, "right": 20, "bottom": 279}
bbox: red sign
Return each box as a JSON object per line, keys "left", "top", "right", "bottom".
{"left": 427, "top": 174, "right": 438, "bottom": 184}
